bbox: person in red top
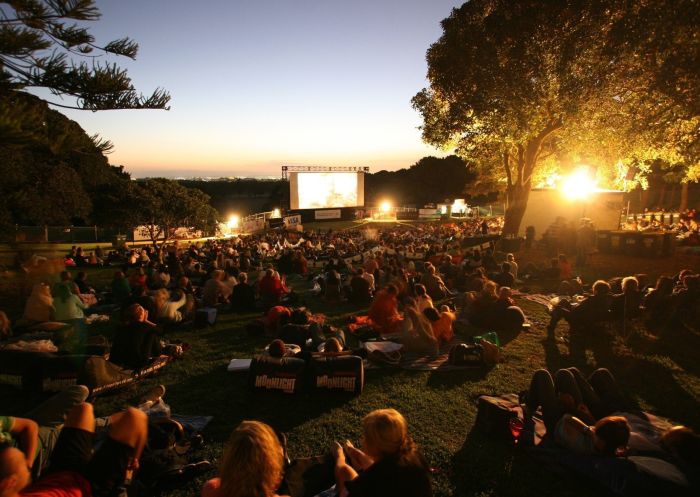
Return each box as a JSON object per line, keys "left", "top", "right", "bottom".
{"left": 258, "top": 269, "right": 288, "bottom": 306}
{"left": 423, "top": 305, "right": 455, "bottom": 344}
{"left": 0, "top": 403, "right": 147, "bottom": 497}
{"left": 368, "top": 285, "right": 401, "bottom": 334}
{"left": 558, "top": 254, "right": 573, "bottom": 280}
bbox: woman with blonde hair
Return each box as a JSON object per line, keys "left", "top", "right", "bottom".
{"left": 23, "top": 282, "right": 54, "bottom": 323}
{"left": 202, "top": 420, "right": 289, "bottom": 497}
{"left": 400, "top": 300, "right": 438, "bottom": 356}
{"left": 154, "top": 288, "right": 188, "bottom": 324}
{"left": 333, "top": 408, "right": 432, "bottom": 497}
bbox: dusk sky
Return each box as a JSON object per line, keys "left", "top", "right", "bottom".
{"left": 44, "top": 0, "right": 464, "bottom": 178}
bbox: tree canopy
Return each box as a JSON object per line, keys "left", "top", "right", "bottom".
{"left": 0, "top": 91, "right": 127, "bottom": 231}
{"left": 366, "top": 155, "right": 476, "bottom": 206}
{"left": 413, "top": 0, "right": 700, "bottom": 234}
{"left": 0, "top": 0, "right": 170, "bottom": 112}
{"left": 135, "top": 179, "right": 219, "bottom": 247}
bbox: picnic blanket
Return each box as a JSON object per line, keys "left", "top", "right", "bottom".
{"left": 487, "top": 393, "right": 696, "bottom": 497}
{"left": 89, "top": 356, "right": 171, "bottom": 396}
{"left": 520, "top": 293, "right": 557, "bottom": 309}
{"left": 364, "top": 337, "right": 484, "bottom": 371}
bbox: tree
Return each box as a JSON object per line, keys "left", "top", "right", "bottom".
{"left": 0, "top": 0, "right": 170, "bottom": 112}
{"left": 413, "top": 0, "right": 700, "bottom": 234}
{"left": 0, "top": 91, "right": 133, "bottom": 233}
{"left": 413, "top": 0, "right": 601, "bottom": 235}
{"left": 365, "top": 155, "right": 476, "bottom": 205}
{"left": 598, "top": 0, "right": 700, "bottom": 211}
{"left": 136, "top": 179, "right": 219, "bottom": 248}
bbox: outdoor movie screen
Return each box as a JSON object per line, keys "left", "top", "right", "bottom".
{"left": 289, "top": 172, "right": 364, "bottom": 210}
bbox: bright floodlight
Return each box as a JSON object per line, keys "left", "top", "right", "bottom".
{"left": 227, "top": 214, "right": 239, "bottom": 229}
{"left": 380, "top": 201, "right": 392, "bottom": 213}
{"left": 561, "top": 167, "right": 596, "bottom": 200}
{"left": 271, "top": 208, "right": 281, "bottom": 218}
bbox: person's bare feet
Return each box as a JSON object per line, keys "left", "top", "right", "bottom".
{"left": 331, "top": 441, "right": 345, "bottom": 463}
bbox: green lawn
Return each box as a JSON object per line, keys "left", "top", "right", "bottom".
{"left": 1, "top": 267, "right": 699, "bottom": 497}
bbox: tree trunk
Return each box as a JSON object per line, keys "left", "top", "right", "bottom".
{"left": 502, "top": 185, "right": 531, "bottom": 236}
{"left": 679, "top": 182, "right": 689, "bottom": 212}
{"left": 640, "top": 188, "right": 651, "bottom": 210}
{"left": 500, "top": 120, "right": 560, "bottom": 237}
{"left": 657, "top": 184, "right": 667, "bottom": 208}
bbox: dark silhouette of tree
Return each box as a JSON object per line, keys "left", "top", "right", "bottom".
{"left": 366, "top": 155, "right": 476, "bottom": 206}
{"left": 0, "top": 0, "right": 170, "bottom": 112}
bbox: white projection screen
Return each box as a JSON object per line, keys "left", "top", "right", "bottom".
{"left": 289, "top": 172, "right": 365, "bottom": 210}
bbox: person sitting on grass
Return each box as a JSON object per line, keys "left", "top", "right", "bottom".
{"left": 420, "top": 264, "right": 448, "bottom": 300}
{"left": 401, "top": 301, "right": 438, "bottom": 356}
{"left": 121, "top": 285, "right": 155, "bottom": 321}
{"left": 546, "top": 280, "right": 612, "bottom": 337}
{"left": 423, "top": 305, "right": 455, "bottom": 344}
{"left": 202, "top": 420, "right": 289, "bottom": 497}
{"left": 323, "top": 270, "right": 343, "bottom": 303}
{"left": 491, "top": 262, "right": 515, "bottom": 289}
{"left": 259, "top": 269, "right": 288, "bottom": 307}
{"left": 0, "top": 402, "right": 147, "bottom": 497}
{"left": 203, "top": 270, "right": 231, "bottom": 308}
{"left": 643, "top": 276, "right": 675, "bottom": 328}
{"left": 110, "top": 271, "right": 131, "bottom": 305}
{"left": 230, "top": 272, "right": 256, "bottom": 313}
{"left": 74, "top": 272, "right": 93, "bottom": 296}
{"left": 367, "top": 285, "right": 401, "bottom": 335}
{"left": 413, "top": 284, "right": 433, "bottom": 313}
{"left": 610, "top": 276, "right": 643, "bottom": 321}
{"left": 110, "top": 304, "right": 163, "bottom": 371}
{"left": 333, "top": 408, "right": 432, "bottom": 497}
{"left": 558, "top": 254, "right": 573, "bottom": 280}
{"left": 153, "top": 288, "right": 188, "bottom": 326}
{"left": 463, "top": 280, "right": 498, "bottom": 329}
{"left": 672, "top": 273, "right": 700, "bottom": 326}
{"left": 349, "top": 269, "right": 372, "bottom": 305}
{"left": 52, "top": 283, "right": 88, "bottom": 341}
{"left": 23, "top": 283, "right": 54, "bottom": 325}
{"left": 493, "top": 287, "right": 526, "bottom": 331}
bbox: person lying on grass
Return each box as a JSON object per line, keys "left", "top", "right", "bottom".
{"left": 524, "top": 368, "right": 631, "bottom": 456}
{"left": 0, "top": 403, "right": 147, "bottom": 497}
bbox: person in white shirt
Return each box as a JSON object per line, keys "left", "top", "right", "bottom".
{"left": 361, "top": 267, "right": 376, "bottom": 291}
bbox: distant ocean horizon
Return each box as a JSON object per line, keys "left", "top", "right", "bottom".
{"left": 130, "top": 172, "right": 285, "bottom": 181}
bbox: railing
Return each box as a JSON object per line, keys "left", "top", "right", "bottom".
{"left": 10, "top": 205, "right": 504, "bottom": 243}
{"left": 623, "top": 212, "right": 683, "bottom": 225}
{"left": 13, "top": 226, "right": 127, "bottom": 244}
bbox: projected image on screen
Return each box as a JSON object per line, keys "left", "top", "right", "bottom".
{"left": 297, "top": 173, "right": 358, "bottom": 209}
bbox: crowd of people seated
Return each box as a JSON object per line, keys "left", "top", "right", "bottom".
{"left": 2, "top": 215, "right": 700, "bottom": 496}
{"left": 622, "top": 208, "right": 699, "bottom": 241}
{"left": 545, "top": 266, "right": 700, "bottom": 338}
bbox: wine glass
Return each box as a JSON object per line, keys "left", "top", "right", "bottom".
{"left": 509, "top": 417, "right": 524, "bottom": 446}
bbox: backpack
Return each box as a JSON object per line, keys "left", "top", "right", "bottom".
{"left": 474, "top": 394, "right": 521, "bottom": 441}
{"left": 448, "top": 343, "right": 483, "bottom": 366}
